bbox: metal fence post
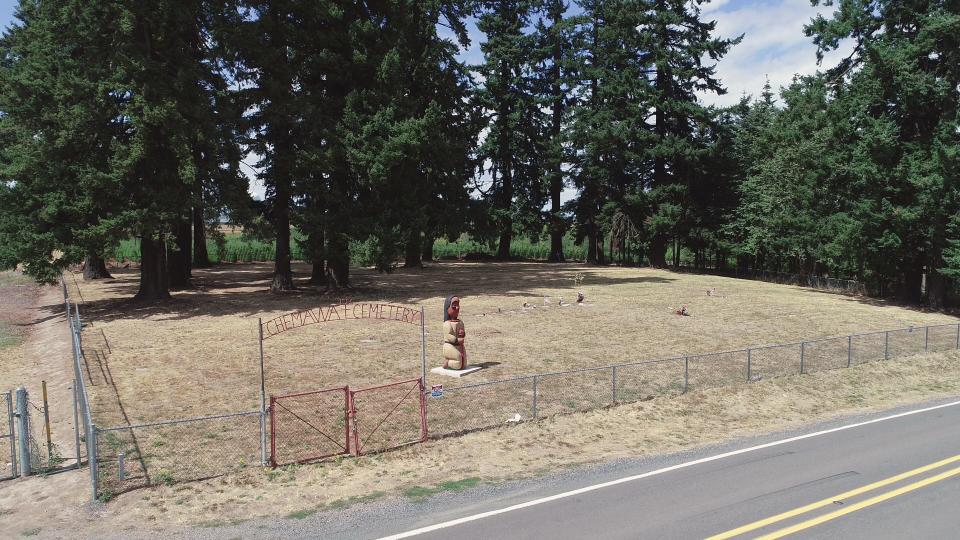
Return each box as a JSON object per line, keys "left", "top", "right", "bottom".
{"left": 884, "top": 331, "right": 889, "bottom": 360}
{"left": 117, "top": 452, "right": 125, "bottom": 482}
{"left": 800, "top": 342, "right": 806, "bottom": 375}
{"left": 72, "top": 382, "right": 81, "bottom": 468}
{"left": 683, "top": 357, "right": 689, "bottom": 393}
{"left": 15, "top": 387, "right": 30, "bottom": 477}
{"left": 420, "top": 305, "right": 427, "bottom": 388}
{"left": 746, "top": 349, "right": 752, "bottom": 382}
{"left": 6, "top": 392, "right": 16, "bottom": 477}
{"left": 924, "top": 326, "right": 929, "bottom": 352}
{"left": 847, "top": 335, "right": 852, "bottom": 368}
{"left": 532, "top": 376, "right": 538, "bottom": 419}
{"left": 89, "top": 424, "right": 98, "bottom": 500}
{"left": 258, "top": 319, "right": 266, "bottom": 466}
{"left": 611, "top": 366, "right": 617, "bottom": 404}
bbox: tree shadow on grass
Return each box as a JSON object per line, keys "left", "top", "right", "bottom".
{"left": 42, "top": 261, "right": 677, "bottom": 324}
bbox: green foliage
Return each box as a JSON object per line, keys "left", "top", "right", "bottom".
{"left": 402, "top": 477, "right": 481, "bottom": 501}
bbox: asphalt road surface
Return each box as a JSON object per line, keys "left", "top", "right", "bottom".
{"left": 140, "top": 397, "right": 960, "bottom": 540}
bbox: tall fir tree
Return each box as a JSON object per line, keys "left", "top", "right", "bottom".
{"left": 643, "top": 0, "right": 740, "bottom": 267}
{"left": 476, "top": 0, "right": 546, "bottom": 260}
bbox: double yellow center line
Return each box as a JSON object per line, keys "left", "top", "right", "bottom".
{"left": 708, "top": 454, "right": 960, "bottom": 539}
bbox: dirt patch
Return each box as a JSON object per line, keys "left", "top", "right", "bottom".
{"left": 2, "top": 349, "right": 959, "bottom": 539}
{"left": 0, "top": 272, "right": 78, "bottom": 471}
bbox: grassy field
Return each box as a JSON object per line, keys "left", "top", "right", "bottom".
{"left": 13, "top": 262, "right": 957, "bottom": 522}
{"left": 69, "top": 261, "right": 957, "bottom": 429}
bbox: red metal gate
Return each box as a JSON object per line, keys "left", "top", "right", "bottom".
{"left": 270, "top": 387, "right": 349, "bottom": 467}
{"left": 349, "top": 378, "right": 427, "bottom": 456}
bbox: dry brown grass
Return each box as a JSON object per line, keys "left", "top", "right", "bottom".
{"left": 3, "top": 349, "right": 959, "bottom": 538}
{"left": 68, "top": 261, "right": 957, "bottom": 428}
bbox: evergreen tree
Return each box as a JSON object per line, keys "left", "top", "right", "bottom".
{"left": 807, "top": 0, "right": 960, "bottom": 306}
{"left": 230, "top": 0, "right": 303, "bottom": 292}
{"left": 533, "top": 0, "right": 576, "bottom": 262}
{"left": 643, "top": 0, "right": 740, "bottom": 267}
{"left": 0, "top": 0, "right": 125, "bottom": 284}
{"left": 476, "top": 0, "right": 546, "bottom": 260}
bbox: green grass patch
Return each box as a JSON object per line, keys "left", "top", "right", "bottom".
{"left": 402, "top": 477, "right": 482, "bottom": 501}
{"left": 0, "top": 322, "right": 22, "bottom": 349}
{"left": 20, "top": 528, "right": 40, "bottom": 537}
{"left": 325, "top": 490, "right": 386, "bottom": 510}
{"left": 287, "top": 507, "right": 319, "bottom": 520}
{"left": 0, "top": 271, "right": 33, "bottom": 286}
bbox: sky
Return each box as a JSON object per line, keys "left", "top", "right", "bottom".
{"left": 0, "top": 0, "right": 849, "bottom": 200}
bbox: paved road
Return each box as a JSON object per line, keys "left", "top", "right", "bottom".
{"left": 383, "top": 399, "right": 960, "bottom": 540}
{"left": 148, "top": 397, "right": 960, "bottom": 540}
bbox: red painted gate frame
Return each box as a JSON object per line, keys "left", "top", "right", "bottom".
{"left": 269, "top": 386, "right": 350, "bottom": 467}
{"left": 348, "top": 378, "right": 428, "bottom": 456}
{"left": 269, "top": 378, "right": 428, "bottom": 467}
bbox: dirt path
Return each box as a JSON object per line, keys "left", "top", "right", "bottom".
{"left": 0, "top": 275, "right": 80, "bottom": 468}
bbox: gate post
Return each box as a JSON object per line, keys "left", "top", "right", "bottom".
{"left": 349, "top": 390, "right": 360, "bottom": 456}
{"left": 72, "top": 382, "right": 81, "bottom": 468}
{"left": 258, "top": 319, "right": 267, "bottom": 466}
{"left": 5, "top": 391, "right": 16, "bottom": 477}
{"left": 268, "top": 396, "right": 276, "bottom": 468}
{"left": 419, "top": 378, "right": 428, "bottom": 441}
{"left": 15, "top": 387, "right": 30, "bottom": 477}
{"left": 420, "top": 306, "right": 427, "bottom": 389}
{"left": 343, "top": 387, "right": 351, "bottom": 455}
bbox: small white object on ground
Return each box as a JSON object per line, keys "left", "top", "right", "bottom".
{"left": 506, "top": 413, "right": 522, "bottom": 423}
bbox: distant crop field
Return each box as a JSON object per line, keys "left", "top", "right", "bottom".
{"left": 109, "top": 232, "right": 594, "bottom": 265}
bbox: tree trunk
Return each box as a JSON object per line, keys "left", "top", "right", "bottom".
{"left": 421, "top": 234, "right": 434, "bottom": 263}
{"left": 649, "top": 236, "right": 668, "bottom": 267}
{"left": 136, "top": 233, "right": 170, "bottom": 301}
{"left": 673, "top": 238, "right": 680, "bottom": 267}
{"left": 327, "top": 233, "right": 350, "bottom": 289}
{"left": 496, "top": 227, "right": 513, "bottom": 260}
{"left": 168, "top": 218, "right": 192, "bottom": 289}
{"left": 82, "top": 253, "right": 113, "bottom": 280}
{"left": 309, "top": 229, "right": 326, "bottom": 285}
{"left": 193, "top": 205, "right": 210, "bottom": 268}
{"left": 898, "top": 262, "right": 924, "bottom": 304}
{"left": 928, "top": 254, "right": 946, "bottom": 311}
{"left": 404, "top": 229, "right": 422, "bottom": 268}
{"left": 272, "top": 214, "right": 294, "bottom": 291}
{"left": 310, "top": 261, "right": 326, "bottom": 285}
{"left": 547, "top": 1, "right": 565, "bottom": 263}
{"left": 586, "top": 223, "right": 599, "bottom": 265}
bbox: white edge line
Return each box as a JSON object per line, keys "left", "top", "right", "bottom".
{"left": 379, "top": 399, "right": 960, "bottom": 539}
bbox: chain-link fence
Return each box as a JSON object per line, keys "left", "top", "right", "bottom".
{"left": 430, "top": 322, "right": 960, "bottom": 438}
{"left": 0, "top": 391, "right": 16, "bottom": 480}
{"left": 23, "top": 397, "right": 66, "bottom": 473}
{"left": 61, "top": 268, "right": 959, "bottom": 499}
{"left": 350, "top": 379, "right": 426, "bottom": 456}
{"left": 94, "top": 411, "right": 262, "bottom": 499}
{"left": 673, "top": 265, "right": 866, "bottom": 295}
{"left": 63, "top": 276, "right": 97, "bottom": 497}
{"left": 270, "top": 388, "right": 350, "bottom": 466}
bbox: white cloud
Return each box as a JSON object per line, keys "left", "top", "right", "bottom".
{"left": 701, "top": 0, "right": 854, "bottom": 106}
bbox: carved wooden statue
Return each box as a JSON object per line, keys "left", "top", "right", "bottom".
{"left": 442, "top": 295, "right": 467, "bottom": 370}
